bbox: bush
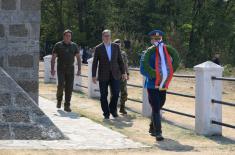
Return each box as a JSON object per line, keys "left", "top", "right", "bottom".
{"left": 223, "top": 64, "right": 233, "bottom": 77}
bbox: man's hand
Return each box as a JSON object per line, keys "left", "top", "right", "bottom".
{"left": 127, "top": 75, "right": 130, "bottom": 80}
{"left": 122, "top": 74, "right": 127, "bottom": 80}
{"left": 92, "top": 77, "right": 97, "bottom": 84}
{"left": 76, "top": 70, "right": 81, "bottom": 76}
{"left": 76, "top": 53, "right": 82, "bottom": 76}
{"left": 51, "top": 70, "right": 56, "bottom": 76}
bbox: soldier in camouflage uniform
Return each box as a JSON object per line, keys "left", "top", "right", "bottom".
{"left": 113, "top": 39, "right": 129, "bottom": 115}
{"left": 51, "top": 29, "right": 81, "bottom": 112}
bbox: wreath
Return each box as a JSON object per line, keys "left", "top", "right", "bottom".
{"left": 143, "top": 45, "right": 180, "bottom": 79}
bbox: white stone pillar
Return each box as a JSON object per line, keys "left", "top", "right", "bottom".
{"left": 73, "top": 59, "right": 83, "bottom": 91}
{"left": 194, "top": 61, "right": 224, "bottom": 136}
{"left": 87, "top": 58, "right": 100, "bottom": 98}
{"left": 142, "top": 77, "right": 152, "bottom": 117}
{"left": 43, "top": 55, "right": 57, "bottom": 83}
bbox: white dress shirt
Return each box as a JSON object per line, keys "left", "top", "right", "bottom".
{"left": 104, "top": 43, "right": 112, "bottom": 61}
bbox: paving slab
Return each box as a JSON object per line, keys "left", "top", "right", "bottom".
{"left": 0, "top": 97, "right": 147, "bottom": 150}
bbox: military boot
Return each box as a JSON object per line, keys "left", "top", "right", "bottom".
{"left": 119, "top": 104, "right": 127, "bottom": 115}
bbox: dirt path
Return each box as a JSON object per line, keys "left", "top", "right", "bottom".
{"left": 64, "top": 64, "right": 235, "bottom": 139}
{"left": 35, "top": 62, "right": 235, "bottom": 154}
{"left": 0, "top": 149, "right": 234, "bottom": 155}
{"left": 38, "top": 82, "right": 235, "bottom": 155}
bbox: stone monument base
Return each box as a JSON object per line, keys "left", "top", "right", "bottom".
{"left": 0, "top": 67, "right": 65, "bottom": 140}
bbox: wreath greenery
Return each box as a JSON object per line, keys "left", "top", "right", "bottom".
{"left": 143, "top": 45, "right": 180, "bottom": 79}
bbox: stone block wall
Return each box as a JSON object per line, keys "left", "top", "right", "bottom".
{"left": 0, "top": 68, "right": 65, "bottom": 140}
{"left": 0, "top": 0, "right": 40, "bottom": 103}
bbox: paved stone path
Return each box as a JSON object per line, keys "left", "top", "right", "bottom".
{"left": 0, "top": 97, "right": 147, "bottom": 149}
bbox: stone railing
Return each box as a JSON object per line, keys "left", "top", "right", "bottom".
{"left": 44, "top": 56, "right": 231, "bottom": 136}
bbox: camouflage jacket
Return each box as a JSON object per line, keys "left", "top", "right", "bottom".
{"left": 121, "top": 50, "right": 129, "bottom": 75}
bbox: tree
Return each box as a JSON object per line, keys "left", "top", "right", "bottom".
{"left": 40, "top": 0, "right": 235, "bottom": 66}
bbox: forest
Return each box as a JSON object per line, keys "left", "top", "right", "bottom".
{"left": 40, "top": 0, "right": 235, "bottom": 67}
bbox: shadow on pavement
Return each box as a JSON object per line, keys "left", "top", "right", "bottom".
{"left": 155, "top": 138, "right": 194, "bottom": 152}
{"left": 57, "top": 110, "right": 80, "bottom": 119}
{"left": 102, "top": 114, "right": 136, "bottom": 129}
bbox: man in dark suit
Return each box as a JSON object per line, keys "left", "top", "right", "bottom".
{"left": 92, "top": 29, "right": 126, "bottom": 119}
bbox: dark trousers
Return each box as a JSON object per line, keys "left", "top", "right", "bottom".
{"left": 147, "top": 89, "right": 166, "bottom": 134}
{"left": 57, "top": 66, "right": 74, "bottom": 107}
{"left": 99, "top": 73, "right": 120, "bottom": 117}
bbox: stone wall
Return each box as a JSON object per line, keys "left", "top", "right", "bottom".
{"left": 0, "top": 67, "right": 65, "bottom": 140}
{"left": 0, "top": 0, "right": 40, "bottom": 103}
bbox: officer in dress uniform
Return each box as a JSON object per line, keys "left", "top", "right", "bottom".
{"left": 140, "top": 30, "right": 174, "bottom": 141}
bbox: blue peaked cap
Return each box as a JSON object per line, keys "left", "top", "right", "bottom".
{"left": 148, "top": 30, "right": 164, "bottom": 36}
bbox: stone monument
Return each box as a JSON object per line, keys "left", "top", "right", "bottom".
{"left": 0, "top": 0, "right": 65, "bottom": 140}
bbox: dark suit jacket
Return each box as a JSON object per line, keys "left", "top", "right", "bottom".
{"left": 92, "top": 43, "right": 125, "bottom": 81}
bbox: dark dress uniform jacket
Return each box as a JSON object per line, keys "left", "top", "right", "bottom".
{"left": 92, "top": 43, "right": 125, "bottom": 81}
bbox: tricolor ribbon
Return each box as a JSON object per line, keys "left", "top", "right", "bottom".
{"left": 154, "top": 41, "right": 173, "bottom": 90}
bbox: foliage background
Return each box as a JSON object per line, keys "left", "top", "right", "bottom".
{"left": 40, "top": 0, "right": 235, "bottom": 67}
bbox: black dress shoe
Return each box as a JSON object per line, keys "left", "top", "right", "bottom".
{"left": 156, "top": 134, "right": 164, "bottom": 141}
{"left": 104, "top": 116, "right": 110, "bottom": 119}
{"left": 64, "top": 106, "right": 72, "bottom": 112}
{"left": 57, "top": 101, "right": 61, "bottom": 108}
{"left": 111, "top": 113, "right": 119, "bottom": 118}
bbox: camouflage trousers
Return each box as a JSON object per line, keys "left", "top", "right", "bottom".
{"left": 120, "top": 79, "right": 128, "bottom": 107}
